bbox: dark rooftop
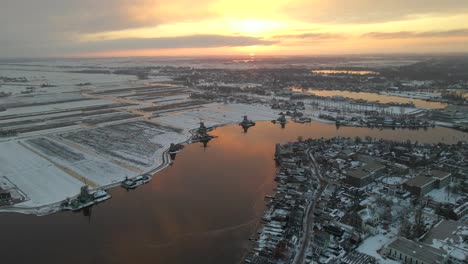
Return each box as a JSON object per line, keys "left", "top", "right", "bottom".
{"left": 404, "top": 175, "right": 436, "bottom": 188}
{"left": 430, "top": 170, "right": 451, "bottom": 179}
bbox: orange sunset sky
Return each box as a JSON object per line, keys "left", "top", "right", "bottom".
{"left": 1, "top": 0, "right": 468, "bottom": 57}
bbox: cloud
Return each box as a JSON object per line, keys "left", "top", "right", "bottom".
{"left": 1, "top": 0, "right": 215, "bottom": 34}
{"left": 286, "top": 0, "right": 468, "bottom": 23}
{"left": 1, "top": 33, "right": 278, "bottom": 57}
{"left": 271, "top": 32, "right": 346, "bottom": 40}
{"left": 1, "top": 0, "right": 468, "bottom": 56}
{"left": 362, "top": 29, "right": 468, "bottom": 39}
{"left": 64, "top": 35, "right": 279, "bottom": 53}
{"left": 0, "top": 0, "right": 217, "bottom": 56}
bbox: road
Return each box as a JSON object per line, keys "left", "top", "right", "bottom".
{"left": 293, "top": 149, "right": 327, "bottom": 264}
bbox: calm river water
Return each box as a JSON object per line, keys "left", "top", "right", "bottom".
{"left": 0, "top": 122, "right": 466, "bottom": 264}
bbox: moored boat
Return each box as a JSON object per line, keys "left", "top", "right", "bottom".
{"left": 121, "top": 174, "right": 153, "bottom": 190}
{"left": 62, "top": 186, "right": 111, "bottom": 211}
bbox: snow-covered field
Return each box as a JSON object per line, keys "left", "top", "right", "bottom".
{"left": 0, "top": 141, "right": 83, "bottom": 211}
{"left": 0, "top": 98, "right": 114, "bottom": 117}
{"left": 1, "top": 65, "right": 282, "bottom": 216}
{"left": 0, "top": 58, "right": 450, "bottom": 216}
{"left": 155, "top": 103, "right": 278, "bottom": 129}
{"left": 0, "top": 102, "right": 279, "bottom": 215}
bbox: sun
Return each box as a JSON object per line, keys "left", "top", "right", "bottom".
{"left": 228, "top": 19, "right": 286, "bottom": 35}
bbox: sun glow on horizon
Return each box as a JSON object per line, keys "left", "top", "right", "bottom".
{"left": 55, "top": 0, "right": 468, "bottom": 57}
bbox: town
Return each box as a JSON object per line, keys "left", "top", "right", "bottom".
{"left": 247, "top": 137, "right": 467, "bottom": 264}
{"left": 0, "top": 56, "right": 467, "bottom": 264}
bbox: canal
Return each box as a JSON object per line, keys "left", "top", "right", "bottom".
{"left": 0, "top": 122, "right": 466, "bottom": 264}
{"left": 295, "top": 88, "right": 447, "bottom": 109}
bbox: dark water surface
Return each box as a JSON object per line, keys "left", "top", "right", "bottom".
{"left": 0, "top": 122, "right": 466, "bottom": 264}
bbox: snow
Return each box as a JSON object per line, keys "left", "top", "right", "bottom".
{"left": 382, "top": 176, "right": 406, "bottom": 185}
{"left": 380, "top": 91, "right": 441, "bottom": 101}
{"left": 25, "top": 137, "right": 135, "bottom": 186}
{"left": 426, "top": 186, "right": 463, "bottom": 204}
{"left": 356, "top": 228, "right": 399, "bottom": 264}
{"left": 0, "top": 98, "right": 114, "bottom": 116}
{"left": 0, "top": 58, "right": 462, "bottom": 216}
{"left": 155, "top": 103, "right": 279, "bottom": 130}
{"left": 1, "top": 81, "right": 284, "bottom": 215}
{"left": 0, "top": 141, "right": 82, "bottom": 209}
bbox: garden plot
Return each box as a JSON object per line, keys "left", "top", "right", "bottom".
{"left": 0, "top": 109, "right": 115, "bottom": 127}
{"left": 81, "top": 112, "right": 140, "bottom": 125}
{"left": 0, "top": 98, "right": 114, "bottom": 117}
{"left": 124, "top": 88, "right": 188, "bottom": 101}
{"left": 0, "top": 108, "right": 140, "bottom": 136}
{"left": 0, "top": 102, "right": 132, "bottom": 122}
{"left": 139, "top": 100, "right": 208, "bottom": 112}
{"left": 149, "top": 94, "right": 191, "bottom": 104}
{"left": 27, "top": 137, "right": 85, "bottom": 162}
{"left": 0, "top": 93, "right": 84, "bottom": 108}
{"left": 90, "top": 84, "right": 177, "bottom": 96}
{"left": 59, "top": 121, "right": 185, "bottom": 169}
{"left": 0, "top": 141, "right": 83, "bottom": 208}
{"left": 25, "top": 137, "right": 135, "bottom": 187}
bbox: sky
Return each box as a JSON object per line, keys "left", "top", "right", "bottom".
{"left": 1, "top": 0, "right": 468, "bottom": 57}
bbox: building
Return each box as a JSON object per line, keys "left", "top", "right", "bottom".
{"left": 384, "top": 237, "right": 446, "bottom": 264}
{"left": 435, "top": 105, "right": 468, "bottom": 120}
{"left": 357, "top": 207, "right": 380, "bottom": 235}
{"left": 314, "top": 229, "right": 331, "bottom": 254}
{"left": 345, "top": 169, "right": 372, "bottom": 187}
{"left": 340, "top": 251, "right": 376, "bottom": 264}
{"left": 403, "top": 170, "right": 452, "bottom": 196}
{"left": 345, "top": 161, "right": 386, "bottom": 187}
{"left": 421, "top": 220, "right": 468, "bottom": 264}
{"left": 0, "top": 189, "right": 11, "bottom": 203}
{"left": 430, "top": 170, "right": 451, "bottom": 189}
{"left": 342, "top": 205, "right": 381, "bottom": 235}
{"left": 403, "top": 175, "right": 437, "bottom": 196}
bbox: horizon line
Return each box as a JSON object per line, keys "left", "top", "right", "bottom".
{"left": 2, "top": 51, "right": 468, "bottom": 61}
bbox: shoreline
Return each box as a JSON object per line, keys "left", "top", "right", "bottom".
{"left": 0, "top": 117, "right": 467, "bottom": 216}
{"left": 0, "top": 126, "right": 199, "bottom": 216}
